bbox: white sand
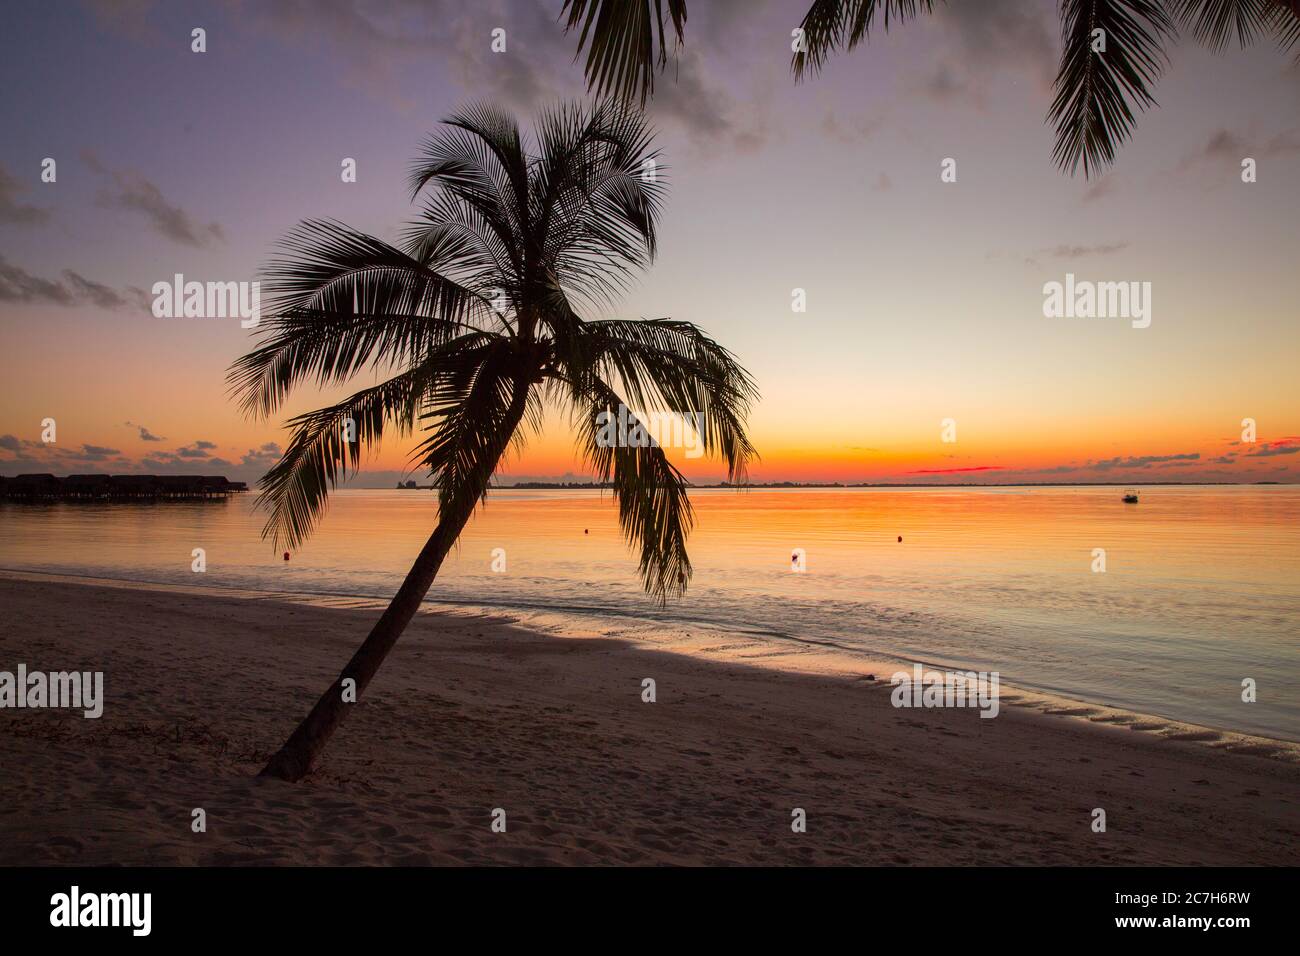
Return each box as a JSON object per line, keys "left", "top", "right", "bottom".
{"left": 1, "top": 571, "right": 1296, "bottom": 865}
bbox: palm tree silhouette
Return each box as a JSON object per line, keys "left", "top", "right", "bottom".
{"left": 562, "top": 0, "right": 1300, "bottom": 177}
{"left": 229, "top": 101, "right": 757, "bottom": 781}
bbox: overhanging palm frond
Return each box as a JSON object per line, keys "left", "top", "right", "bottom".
{"left": 793, "top": 0, "right": 938, "bottom": 80}
{"left": 258, "top": 366, "right": 427, "bottom": 550}
{"left": 566, "top": 318, "right": 758, "bottom": 483}
{"left": 1170, "top": 0, "right": 1299, "bottom": 49}
{"left": 1277, "top": 1, "right": 1300, "bottom": 48}
{"left": 256, "top": 332, "right": 505, "bottom": 549}
{"left": 1171, "top": 0, "right": 1272, "bottom": 48}
{"left": 574, "top": 376, "right": 694, "bottom": 602}
{"left": 1050, "top": 0, "right": 1174, "bottom": 178}
{"left": 561, "top": 0, "right": 688, "bottom": 104}
{"left": 408, "top": 337, "right": 537, "bottom": 513}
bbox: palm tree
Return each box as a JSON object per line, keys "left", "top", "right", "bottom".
{"left": 562, "top": 0, "right": 1300, "bottom": 177}
{"left": 228, "top": 100, "right": 758, "bottom": 782}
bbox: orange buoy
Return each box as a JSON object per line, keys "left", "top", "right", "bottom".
{"left": 897, "top": 536, "right": 902, "bottom": 542}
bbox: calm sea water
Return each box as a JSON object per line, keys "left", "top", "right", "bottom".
{"left": 2, "top": 486, "right": 1297, "bottom": 740}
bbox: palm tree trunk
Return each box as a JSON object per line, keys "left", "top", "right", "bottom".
{"left": 259, "top": 386, "right": 530, "bottom": 782}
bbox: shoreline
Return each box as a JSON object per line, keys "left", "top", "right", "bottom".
{"left": 1, "top": 571, "right": 1297, "bottom": 865}
{"left": 3, "top": 567, "right": 1295, "bottom": 750}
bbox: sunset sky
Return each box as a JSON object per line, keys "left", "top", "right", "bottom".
{"left": 2, "top": 0, "right": 1297, "bottom": 486}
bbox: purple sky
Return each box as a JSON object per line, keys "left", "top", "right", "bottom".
{"left": 1, "top": 0, "right": 1298, "bottom": 485}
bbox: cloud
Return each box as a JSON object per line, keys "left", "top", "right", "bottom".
{"left": 1244, "top": 442, "right": 1300, "bottom": 458}
{"left": 910, "top": 0, "right": 1056, "bottom": 106}
{"left": 1180, "top": 127, "right": 1300, "bottom": 173}
{"left": 0, "top": 255, "right": 148, "bottom": 310}
{"left": 919, "top": 63, "right": 964, "bottom": 103}
{"left": 240, "top": 442, "right": 283, "bottom": 469}
{"left": 1039, "top": 241, "right": 1129, "bottom": 259}
{"left": 0, "top": 163, "right": 51, "bottom": 225}
{"left": 138, "top": 426, "right": 164, "bottom": 442}
{"left": 79, "top": 444, "right": 122, "bottom": 461}
{"left": 1087, "top": 453, "right": 1200, "bottom": 471}
{"left": 1023, "top": 241, "right": 1129, "bottom": 267}
{"left": 176, "top": 442, "right": 214, "bottom": 459}
{"left": 820, "top": 110, "right": 882, "bottom": 145}
{"left": 82, "top": 0, "right": 163, "bottom": 41}
{"left": 62, "top": 271, "right": 146, "bottom": 310}
{"left": 909, "top": 465, "right": 1003, "bottom": 475}
{"left": 82, "top": 150, "right": 223, "bottom": 247}
{"left": 0, "top": 256, "right": 74, "bottom": 305}
{"left": 649, "top": 47, "right": 769, "bottom": 153}
{"left": 938, "top": 0, "right": 1055, "bottom": 85}
{"left": 1083, "top": 177, "right": 1118, "bottom": 203}
{"left": 1203, "top": 129, "right": 1247, "bottom": 160}
{"left": 234, "top": 0, "right": 766, "bottom": 154}
{"left": 0, "top": 435, "right": 21, "bottom": 452}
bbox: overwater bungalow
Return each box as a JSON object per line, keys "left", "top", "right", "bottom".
{"left": 0, "top": 474, "right": 247, "bottom": 501}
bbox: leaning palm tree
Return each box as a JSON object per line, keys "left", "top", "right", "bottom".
{"left": 562, "top": 0, "right": 1300, "bottom": 177}
{"left": 228, "top": 100, "right": 757, "bottom": 782}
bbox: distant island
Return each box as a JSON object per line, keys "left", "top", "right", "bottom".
{"left": 440, "top": 479, "right": 1293, "bottom": 490}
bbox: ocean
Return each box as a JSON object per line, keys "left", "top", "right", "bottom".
{"left": 2, "top": 485, "right": 1296, "bottom": 740}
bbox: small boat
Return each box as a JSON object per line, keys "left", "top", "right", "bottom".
{"left": 1122, "top": 489, "right": 1140, "bottom": 503}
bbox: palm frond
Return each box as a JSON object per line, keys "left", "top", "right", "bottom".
{"left": 1170, "top": 0, "right": 1289, "bottom": 49}
{"left": 573, "top": 376, "right": 694, "bottom": 602}
{"left": 793, "top": 0, "right": 938, "bottom": 80}
{"left": 561, "top": 0, "right": 688, "bottom": 104}
{"left": 1276, "top": 0, "right": 1300, "bottom": 48}
{"left": 531, "top": 100, "right": 666, "bottom": 310}
{"left": 225, "top": 219, "right": 488, "bottom": 418}
{"left": 561, "top": 317, "right": 758, "bottom": 483}
{"left": 258, "top": 365, "right": 428, "bottom": 550}
{"left": 1049, "top": 0, "right": 1174, "bottom": 178}
{"left": 257, "top": 330, "right": 507, "bottom": 550}
{"left": 408, "top": 103, "right": 531, "bottom": 278}
{"left": 408, "top": 337, "right": 534, "bottom": 514}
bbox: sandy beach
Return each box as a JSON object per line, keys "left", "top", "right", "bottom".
{"left": 1, "top": 570, "right": 1297, "bottom": 866}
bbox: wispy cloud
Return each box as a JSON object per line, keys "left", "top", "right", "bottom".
{"left": 0, "top": 163, "right": 51, "bottom": 225}
{"left": 1244, "top": 442, "right": 1300, "bottom": 458}
{"left": 82, "top": 150, "right": 224, "bottom": 247}
{"left": 909, "top": 465, "right": 1003, "bottom": 475}
{"left": 1178, "top": 127, "right": 1300, "bottom": 174}
{"left": 1024, "top": 241, "right": 1129, "bottom": 267}
{"left": 0, "top": 255, "right": 148, "bottom": 310}
{"left": 227, "top": 0, "right": 767, "bottom": 154}
{"left": 1087, "top": 453, "right": 1201, "bottom": 471}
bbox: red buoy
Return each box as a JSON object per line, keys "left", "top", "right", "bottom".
{"left": 283, "top": 551, "right": 290, "bottom": 561}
